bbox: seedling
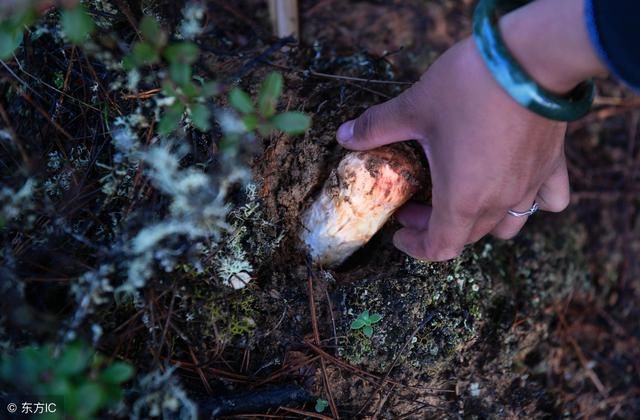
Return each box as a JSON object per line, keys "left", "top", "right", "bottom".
{"left": 315, "top": 398, "right": 329, "bottom": 413}
{"left": 350, "top": 310, "right": 383, "bottom": 338}
{"left": 0, "top": 340, "right": 134, "bottom": 420}
{"left": 122, "top": 16, "right": 218, "bottom": 134}
{"left": 228, "top": 72, "right": 311, "bottom": 137}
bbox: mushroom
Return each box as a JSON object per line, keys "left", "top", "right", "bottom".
{"left": 300, "top": 145, "right": 425, "bottom": 267}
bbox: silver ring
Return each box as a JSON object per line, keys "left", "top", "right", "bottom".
{"left": 508, "top": 201, "right": 539, "bottom": 217}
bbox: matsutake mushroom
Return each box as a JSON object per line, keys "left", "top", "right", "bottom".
{"left": 300, "top": 145, "right": 425, "bottom": 267}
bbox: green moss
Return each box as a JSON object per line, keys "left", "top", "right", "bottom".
{"left": 189, "top": 280, "right": 258, "bottom": 341}
{"left": 336, "top": 249, "right": 489, "bottom": 371}
{"left": 336, "top": 217, "right": 589, "bottom": 374}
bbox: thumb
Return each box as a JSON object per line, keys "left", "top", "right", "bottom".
{"left": 336, "top": 91, "right": 423, "bottom": 151}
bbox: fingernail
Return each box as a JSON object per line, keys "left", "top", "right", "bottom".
{"left": 336, "top": 120, "right": 355, "bottom": 144}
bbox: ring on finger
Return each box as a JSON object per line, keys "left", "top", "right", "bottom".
{"left": 507, "top": 201, "right": 539, "bottom": 217}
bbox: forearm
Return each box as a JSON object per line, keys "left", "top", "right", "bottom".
{"left": 499, "top": 0, "right": 608, "bottom": 95}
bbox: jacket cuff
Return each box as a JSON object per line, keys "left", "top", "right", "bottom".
{"left": 585, "top": 0, "right": 640, "bottom": 92}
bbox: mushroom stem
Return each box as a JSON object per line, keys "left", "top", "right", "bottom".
{"left": 300, "top": 145, "right": 425, "bottom": 267}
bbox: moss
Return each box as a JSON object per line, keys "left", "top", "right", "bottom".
{"left": 336, "top": 216, "right": 589, "bottom": 374}
{"left": 336, "top": 248, "right": 489, "bottom": 371}
{"left": 227, "top": 315, "right": 256, "bottom": 337}
{"left": 187, "top": 277, "right": 258, "bottom": 343}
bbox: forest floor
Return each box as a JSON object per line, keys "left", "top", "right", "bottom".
{"left": 1, "top": 0, "right": 639, "bottom": 418}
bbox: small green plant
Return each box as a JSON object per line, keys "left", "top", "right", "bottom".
{"left": 315, "top": 398, "right": 329, "bottom": 413}
{"left": 60, "top": 4, "right": 95, "bottom": 44}
{"left": 0, "top": 341, "right": 134, "bottom": 420}
{"left": 0, "top": 2, "right": 94, "bottom": 59}
{"left": 229, "top": 72, "right": 311, "bottom": 136}
{"left": 0, "top": 4, "right": 36, "bottom": 59}
{"left": 1, "top": 6, "right": 310, "bottom": 139}
{"left": 123, "top": 15, "right": 218, "bottom": 134}
{"left": 350, "top": 310, "right": 382, "bottom": 338}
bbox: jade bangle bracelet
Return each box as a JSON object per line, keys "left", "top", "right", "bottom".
{"left": 473, "top": 0, "right": 595, "bottom": 121}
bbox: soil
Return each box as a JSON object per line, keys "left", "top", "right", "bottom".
{"left": 1, "top": 0, "right": 638, "bottom": 419}
{"left": 234, "top": 1, "right": 640, "bottom": 417}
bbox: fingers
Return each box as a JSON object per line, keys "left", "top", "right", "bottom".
{"left": 536, "top": 159, "right": 570, "bottom": 212}
{"left": 395, "top": 202, "right": 432, "bottom": 230}
{"left": 490, "top": 193, "right": 537, "bottom": 240}
{"left": 393, "top": 203, "right": 475, "bottom": 262}
{"left": 394, "top": 161, "right": 571, "bottom": 259}
{"left": 336, "top": 90, "right": 423, "bottom": 151}
{"left": 490, "top": 162, "right": 570, "bottom": 240}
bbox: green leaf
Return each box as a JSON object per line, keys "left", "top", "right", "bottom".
{"left": 140, "top": 16, "right": 165, "bottom": 47}
{"left": 350, "top": 318, "right": 366, "bottom": 330}
{"left": 0, "top": 9, "right": 36, "bottom": 59}
{"left": 45, "top": 377, "right": 72, "bottom": 396}
{"left": 161, "top": 79, "right": 178, "bottom": 97}
{"left": 170, "top": 62, "right": 192, "bottom": 86}
{"left": 13, "top": 346, "right": 49, "bottom": 385}
{"left": 360, "top": 310, "right": 370, "bottom": 322}
{"left": 315, "top": 399, "right": 329, "bottom": 413}
{"left": 102, "top": 383, "right": 124, "bottom": 405}
{"left": 131, "top": 41, "right": 158, "bottom": 66}
{"left": 363, "top": 325, "right": 374, "bottom": 338}
{"left": 242, "top": 114, "right": 258, "bottom": 131}
{"left": 60, "top": 5, "right": 95, "bottom": 44}
{"left": 163, "top": 42, "right": 199, "bottom": 64}
{"left": 229, "top": 88, "right": 254, "bottom": 114}
{"left": 272, "top": 111, "right": 311, "bottom": 134}
{"left": 368, "top": 313, "right": 382, "bottom": 324}
{"left": 0, "top": 27, "right": 23, "bottom": 60}
{"left": 55, "top": 343, "right": 88, "bottom": 376}
{"left": 158, "top": 102, "right": 185, "bottom": 135}
{"left": 121, "top": 55, "right": 136, "bottom": 71}
{"left": 258, "top": 72, "right": 283, "bottom": 117}
{"left": 158, "top": 113, "right": 181, "bottom": 135}
{"left": 181, "top": 81, "right": 201, "bottom": 99}
{"left": 73, "top": 383, "right": 105, "bottom": 417}
{"left": 100, "top": 362, "right": 134, "bottom": 384}
{"left": 190, "top": 103, "right": 211, "bottom": 131}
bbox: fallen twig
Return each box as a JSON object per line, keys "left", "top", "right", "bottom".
{"left": 306, "top": 271, "right": 339, "bottom": 419}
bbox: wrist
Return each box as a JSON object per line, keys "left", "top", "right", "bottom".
{"left": 499, "top": 0, "right": 607, "bottom": 95}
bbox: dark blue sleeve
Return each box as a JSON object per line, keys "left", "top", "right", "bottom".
{"left": 586, "top": 0, "right": 640, "bottom": 91}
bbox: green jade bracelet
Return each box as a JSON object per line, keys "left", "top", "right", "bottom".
{"left": 473, "top": 0, "right": 595, "bottom": 121}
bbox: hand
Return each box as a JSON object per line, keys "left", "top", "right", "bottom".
{"left": 336, "top": 0, "right": 608, "bottom": 262}
{"left": 336, "top": 38, "right": 570, "bottom": 261}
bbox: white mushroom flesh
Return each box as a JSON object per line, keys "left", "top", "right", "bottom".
{"left": 300, "top": 145, "right": 424, "bottom": 267}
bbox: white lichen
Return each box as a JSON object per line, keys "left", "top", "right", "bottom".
{"left": 0, "top": 178, "right": 35, "bottom": 221}
{"left": 215, "top": 234, "right": 254, "bottom": 289}
{"left": 114, "top": 142, "right": 249, "bottom": 295}
{"left": 177, "top": 2, "right": 205, "bottom": 40}
{"left": 469, "top": 382, "right": 481, "bottom": 397}
{"left": 130, "top": 366, "right": 197, "bottom": 420}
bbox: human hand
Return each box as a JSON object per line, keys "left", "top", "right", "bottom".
{"left": 336, "top": 38, "right": 570, "bottom": 261}
{"left": 335, "top": 0, "right": 609, "bottom": 261}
